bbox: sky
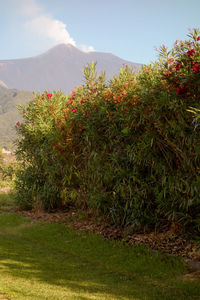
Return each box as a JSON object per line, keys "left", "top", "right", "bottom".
{"left": 1, "top": 0, "right": 200, "bottom": 64}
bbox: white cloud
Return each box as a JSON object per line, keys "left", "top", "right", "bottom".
{"left": 25, "top": 15, "right": 76, "bottom": 46}
{"left": 18, "top": 0, "right": 42, "bottom": 16}
{"left": 18, "top": 0, "right": 94, "bottom": 51}
{"left": 80, "top": 45, "right": 95, "bottom": 52}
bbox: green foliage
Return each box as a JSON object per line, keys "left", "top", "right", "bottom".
{"left": 0, "top": 152, "right": 18, "bottom": 189}
{"left": 0, "top": 192, "right": 16, "bottom": 212}
{"left": 15, "top": 29, "right": 200, "bottom": 233}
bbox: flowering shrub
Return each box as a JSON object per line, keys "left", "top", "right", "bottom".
{"left": 159, "top": 28, "right": 200, "bottom": 100}
{"left": 15, "top": 31, "right": 200, "bottom": 233}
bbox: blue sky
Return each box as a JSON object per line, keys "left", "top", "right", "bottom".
{"left": 1, "top": 0, "right": 200, "bottom": 64}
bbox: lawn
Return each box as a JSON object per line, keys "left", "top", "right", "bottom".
{"left": 0, "top": 193, "right": 199, "bottom": 300}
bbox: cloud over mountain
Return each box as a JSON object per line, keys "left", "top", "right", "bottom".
{"left": 25, "top": 15, "right": 76, "bottom": 46}
{"left": 18, "top": 0, "right": 94, "bottom": 52}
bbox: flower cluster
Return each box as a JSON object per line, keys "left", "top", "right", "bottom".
{"left": 65, "top": 91, "right": 86, "bottom": 115}
{"left": 161, "top": 29, "right": 200, "bottom": 97}
{"left": 41, "top": 93, "right": 53, "bottom": 99}
{"left": 187, "top": 49, "right": 195, "bottom": 57}
{"left": 192, "top": 63, "right": 200, "bottom": 73}
{"left": 176, "top": 62, "right": 181, "bottom": 70}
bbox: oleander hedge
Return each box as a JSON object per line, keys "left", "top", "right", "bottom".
{"left": 15, "top": 29, "right": 200, "bottom": 233}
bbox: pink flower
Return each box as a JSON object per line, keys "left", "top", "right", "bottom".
{"left": 47, "top": 93, "right": 53, "bottom": 98}
{"left": 16, "top": 121, "right": 20, "bottom": 126}
{"left": 71, "top": 108, "right": 77, "bottom": 113}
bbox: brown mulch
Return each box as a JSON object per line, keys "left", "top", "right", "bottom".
{"left": 18, "top": 208, "right": 200, "bottom": 266}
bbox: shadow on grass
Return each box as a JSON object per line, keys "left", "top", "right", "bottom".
{"left": 0, "top": 214, "right": 199, "bottom": 300}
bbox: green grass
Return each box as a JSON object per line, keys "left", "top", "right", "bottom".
{"left": 0, "top": 195, "right": 199, "bottom": 299}
{"left": 0, "top": 192, "right": 15, "bottom": 212}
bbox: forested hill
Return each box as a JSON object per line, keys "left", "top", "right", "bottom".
{"left": 0, "top": 86, "right": 32, "bottom": 148}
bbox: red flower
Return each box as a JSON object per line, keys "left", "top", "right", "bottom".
{"left": 176, "top": 62, "right": 181, "bottom": 70}
{"left": 47, "top": 93, "right": 53, "bottom": 98}
{"left": 80, "top": 99, "right": 84, "bottom": 104}
{"left": 71, "top": 108, "right": 77, "bottom": 113}
{"left": 187, "top": 49, "right": 195, "bottom": 57}
{"left": 192, "top": 63, "right": 200, "bottom": 73}
{"left": 176, "top": 87, "right": 181, "bottom": 95}
{"left": 16, "top": 121, "right": 20, "bottom": 126}
{"left": 197, "top": 36, "right": 200, "bottom": 41}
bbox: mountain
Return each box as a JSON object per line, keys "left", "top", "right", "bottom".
{"left": 0, "top": 44, "right": 142, "bottom": 93}
{"left": 0, "top": 45, "right": 142, "bottom": 148}
{"left": 0, "top": 86, "right": 32, "bottom": 148}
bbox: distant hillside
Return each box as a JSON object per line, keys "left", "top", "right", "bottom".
{"left": 0, "top": 86, "right": 32, "bottom": 148}
{"left": 0, "top": 44, "right": 142, "bottom": 93}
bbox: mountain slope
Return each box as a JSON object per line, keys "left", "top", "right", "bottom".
{"left": 0, "top": 86, "right": 32, "bottom": 148}
{"left": 0, "top": 44, "right": 142, "bottom": 93}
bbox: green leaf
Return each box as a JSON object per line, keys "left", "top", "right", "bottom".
{"left": 121, "top": 128, "right": 129, "bottom": 134}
